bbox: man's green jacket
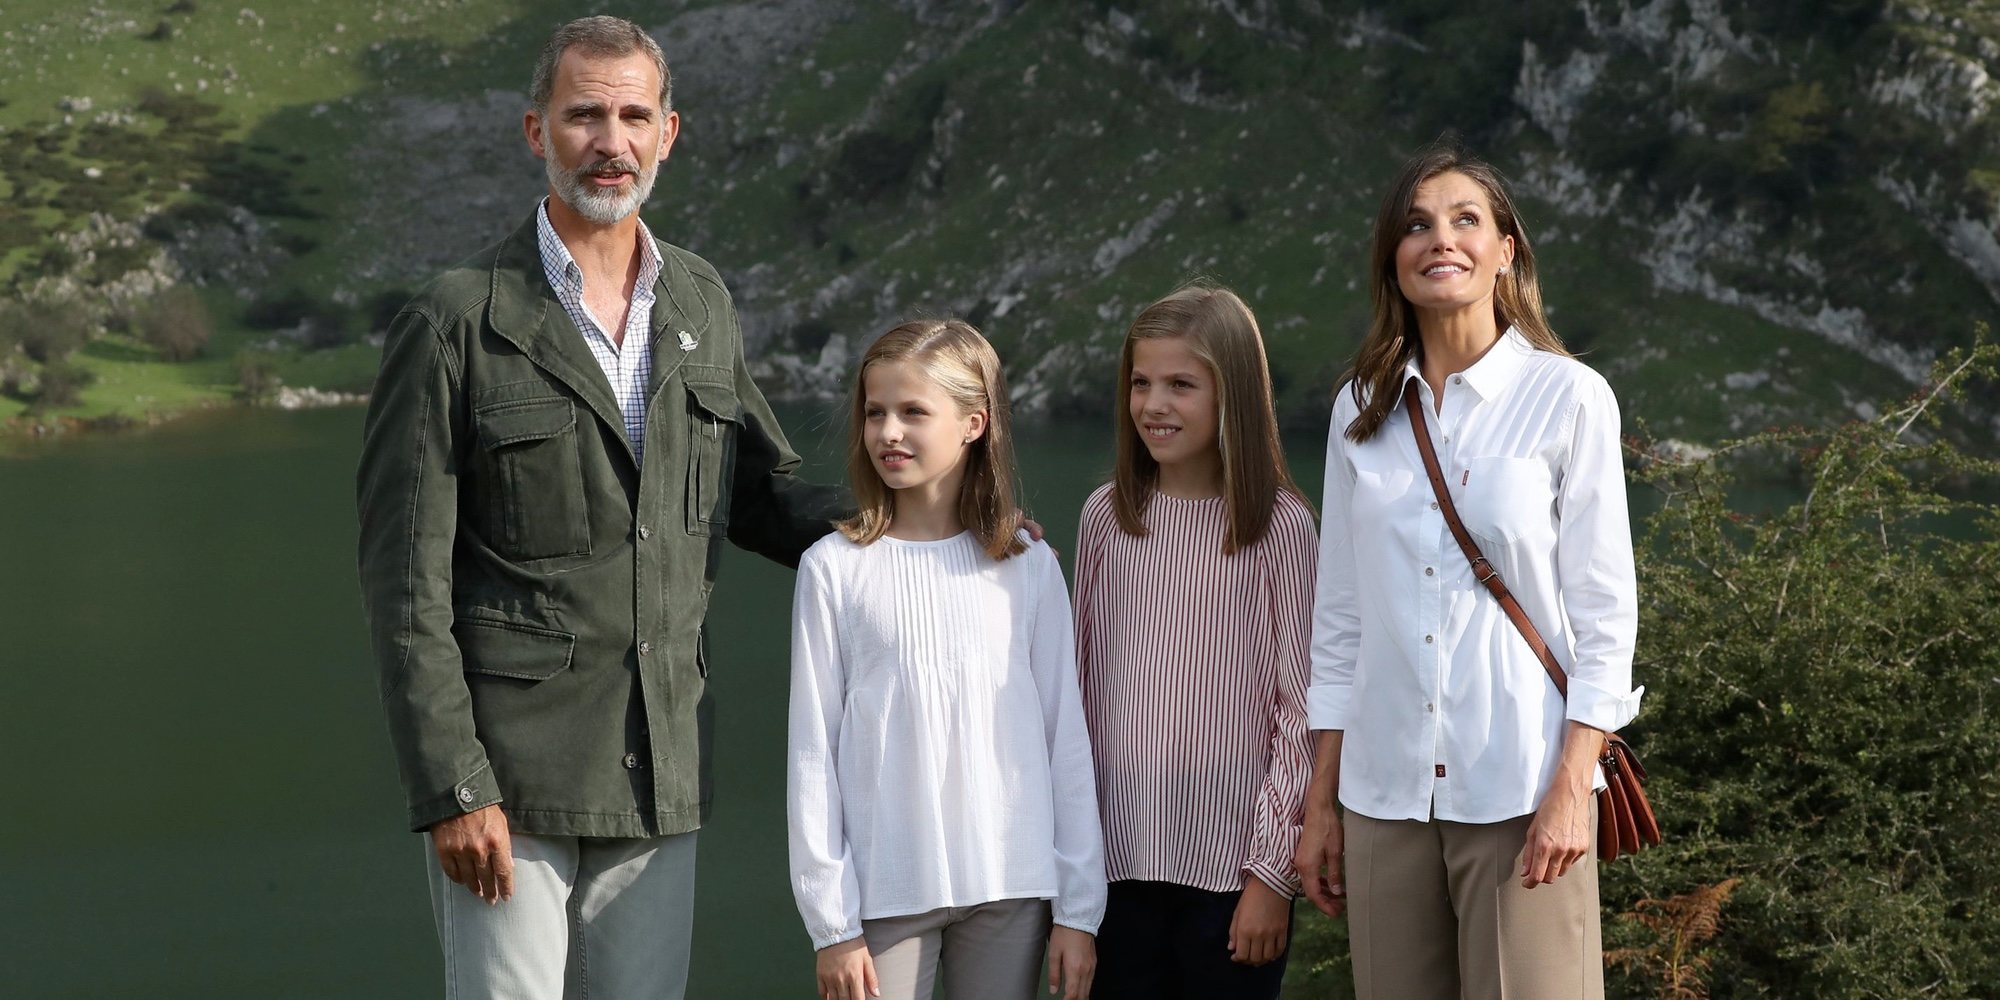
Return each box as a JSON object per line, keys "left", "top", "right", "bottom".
{"left": 357, "top": 209, "right": 844, "bottom": 837}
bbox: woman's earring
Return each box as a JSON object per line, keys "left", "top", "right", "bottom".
{"left": 1497, "top": 265, "right": 1510, "bottom": 276}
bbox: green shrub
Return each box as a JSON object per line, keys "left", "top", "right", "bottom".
{"left": 1611, "top": 333, "right": 2000, "bottom": 998}
{"left": 32, "top": 359, "right": 95, "bottom": 408}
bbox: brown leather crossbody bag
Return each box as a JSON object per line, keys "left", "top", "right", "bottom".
{"left": 1403, "top": 385, "right": 1661, "bottom": 861}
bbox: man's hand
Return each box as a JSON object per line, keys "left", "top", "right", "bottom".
{"left": 815, "top": 937, "right": 879, "bottom": 1000}
{"left": 1227, "top": 877, "right": 1292, "bottom": 966}
{"left": 1045, "top": 925, "right": 1095, "bottom": 999}
{"left": 430, "top": 804, "right": 513, "bottom": 904}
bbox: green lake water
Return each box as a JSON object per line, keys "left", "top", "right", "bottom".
{"left": 5, "top": 402, "right": 1326, "bottom": 998}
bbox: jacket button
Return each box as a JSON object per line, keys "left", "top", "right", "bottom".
{"left": 457, "top": 787, "right": 474, "bottom": 803}
{"left": 638, "top": 525, "right": 652, "bottom": 540}
{"left": 622, "top": 752, "right": 640, "bottom": 769}
{"left": 638, "top": 641, "right": 652, "bottom": 656}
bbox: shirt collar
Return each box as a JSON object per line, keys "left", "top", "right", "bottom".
{"left": 534, "top": 198, "right": 664, "bottom": 296}
{"left": 1394, "top": 326, "right": 1533, "bottom": 408}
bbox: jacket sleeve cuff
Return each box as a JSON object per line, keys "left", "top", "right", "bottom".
{"left": 1566, "top": 680, "right": 1644, "bottom": 733}
{"left": 407, "top": 761, "right": 501, "bottom": 832}
{"left": 1244, "top": 860, "right": 1301, "bottom": 899}
{"left": 1307, "top": 682, "right": 1351, "bottom": 731}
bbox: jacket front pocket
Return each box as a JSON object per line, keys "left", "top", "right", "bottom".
{"left": 684, "top": 380, "right": 741, "bottom": 536}
{"left": 474, "top": 397, "right": 592, "bottom": 560}
{"left": 453, "top": 616, "right": 576, "bottom": 681}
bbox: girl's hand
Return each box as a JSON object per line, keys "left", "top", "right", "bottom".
{"left": 815, "top": 937, "right": 879, "bottom": 1000}
{"left": 1045, "top": 925, "right": 1095, "bottom": 999}
{"left": 1227, "top": 877, "right": 1292, "bottom": 966}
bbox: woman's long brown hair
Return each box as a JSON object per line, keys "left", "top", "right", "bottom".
{"left": 1112, "top": 282, "right": 1312, "bottom": 554}
{"left": 1342, "top": 142, "right": 1569, "bottom": 443}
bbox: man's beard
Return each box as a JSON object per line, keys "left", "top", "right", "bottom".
{"left": 546, "top": 141, "right": 658, "bottom": 225}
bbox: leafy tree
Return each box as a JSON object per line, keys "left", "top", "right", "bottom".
{"left": 1, "top": 299, "right": 91, "bottom": 364}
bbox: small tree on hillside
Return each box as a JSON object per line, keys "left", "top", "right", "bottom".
{"left": 137, "top": 285, "right": 213, "bottom": 361}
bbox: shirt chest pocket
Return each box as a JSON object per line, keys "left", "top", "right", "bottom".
{"left": 473, "top": 397, "right": 592, "bottom": 560}
{"left": 684, "top": 379, "right": 742, "bottom": 536}
{"left": 1458, "top": 455, "right": 1555, "bottom": 547}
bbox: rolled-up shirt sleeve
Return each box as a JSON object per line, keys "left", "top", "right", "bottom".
{"left": 1555, "top": 376, "right": 1643, "bottom": 733}
{"left": 1308, "top": 399, "right": 1361, "bottom": 731}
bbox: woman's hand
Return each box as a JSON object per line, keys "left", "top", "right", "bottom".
{"left": 815, "top": 937, "right": 879, "bottom": 1000}
{"left": 1295, "top": 804, "right": 1346, "bottom": 917}
{"left": 1046, "top": 925, "right": 1096, "bottom": 999}
{"left": 1295, "top": 730, "right": 1347, "bottom": 916}
{"left": 1227, "top": 877, "right": 1293, "bottom": 965}
{"left": 1520, "top": 721, "right": 1602, "bottom": 888}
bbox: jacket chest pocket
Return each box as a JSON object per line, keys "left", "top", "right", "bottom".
{"left": 684, "top": 379, "right": 742, "bottom": 536}
{"left": 474, "top": 397, "right": 593, "bottom": 560}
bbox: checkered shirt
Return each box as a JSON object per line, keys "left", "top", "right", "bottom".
{"left": 535, "top": 199, "right": 662, "bottom": 460}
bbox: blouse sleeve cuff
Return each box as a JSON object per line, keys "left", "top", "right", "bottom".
{"left": 1244, "top": 860, "right": 1301, "bottom": 899}
{"left": 809, "top": 923, "right": 865, "bottom": 952}
{"left": 1566, "top": 680, "right": 1644, "bottom": 733}
{"left": 1053, "top": 907, "right": 1104, "bottom": 936}
{"left": 1307, "top": 682, "right": 1351, "bottom": 730}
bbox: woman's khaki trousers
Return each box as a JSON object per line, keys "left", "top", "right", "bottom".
{"left": 1344, "top": 804, "right": 1604, "bottom": 1000}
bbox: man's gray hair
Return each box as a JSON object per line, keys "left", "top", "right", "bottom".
{"left": 530, "top": 15, "right": 671, "bottom": 114}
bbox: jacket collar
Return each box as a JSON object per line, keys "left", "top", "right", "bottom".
{"left": 484, "top": 206, "right": 718, "bottom": 464}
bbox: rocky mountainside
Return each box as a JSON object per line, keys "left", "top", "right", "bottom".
{"left": 4, "top": 0, "right": 1996, "bottom": 441}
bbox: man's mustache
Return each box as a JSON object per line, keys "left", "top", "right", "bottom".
{"left": 574, "top": 157, "right": 640, "bottom": 178}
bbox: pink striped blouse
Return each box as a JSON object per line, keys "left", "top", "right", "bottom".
{"left": 1073, "top": 484, "right": 1318, "bottom": 896}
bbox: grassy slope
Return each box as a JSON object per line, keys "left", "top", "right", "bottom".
{"left": 0, "top": 0, "right": 1986, "bottom": 442}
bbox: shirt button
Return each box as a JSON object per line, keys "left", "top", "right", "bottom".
{"left": 1452, "top": 375, "right": 1463, "bottom": 384}
{"left": 1426, "top": 702, "right": 1435, "bottom": 712}
{"left": 1424, "top": 567, "right": 1434, "bottom": 576}
{"left": 1424, "top": 634, "right": 1435, "bottom": 644}
{"left": 457, "top": 787, "right": 474, "bottom": 804}
{"left": 1430, "top": 501, "right": 1440, "bottom": 511}
{"left": 638, "top": 525, "right": 652, "bottom": 540}
{"left": 622, "top": 752, "right": 640, "bottom": 769}
{"left": 638, "top": 641, "right": 652, "bottom": 656}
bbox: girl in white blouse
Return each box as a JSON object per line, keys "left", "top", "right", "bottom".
{"left": 788, "top": 320, "right": 1106, "bottom": 1000}
{"left": 1294, "top": 144, "right": 1643, "bottom": 1000}
{"left": 1073, "top": 283, "right": 1316, "bottom": 999}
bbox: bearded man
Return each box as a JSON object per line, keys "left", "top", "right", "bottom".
{"left": 356, "top": 16, "right": 844, "bottom": 998}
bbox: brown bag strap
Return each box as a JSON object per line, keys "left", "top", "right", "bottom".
{"left": 1402, "top": 380, "right": 1571, "bottom": 700}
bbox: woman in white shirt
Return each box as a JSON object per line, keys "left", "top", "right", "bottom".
{"left": 1292, "top": 143, "right": 1643, "bottom": 1000}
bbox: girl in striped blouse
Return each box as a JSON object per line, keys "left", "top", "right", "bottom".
{"left": 1073, "top": 284, "right": 1319, "bottom": 998}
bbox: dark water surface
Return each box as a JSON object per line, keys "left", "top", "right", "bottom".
{"left": 4, "top": 403, "right": 1288, "bottom": 998}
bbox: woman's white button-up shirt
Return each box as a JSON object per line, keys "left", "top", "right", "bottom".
{"left": 1309, "top": 329, "right": 1644, "bottom": 824}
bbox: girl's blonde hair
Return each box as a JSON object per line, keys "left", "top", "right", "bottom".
{"left": 1111, "top": 282, "right": 1312, "bottom": 554}
{"left": 837, "top": 319, "right": 1027, "bottom": 561}
{"left": 1342, "top": 140, "right": 1569, "bottom": 442}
